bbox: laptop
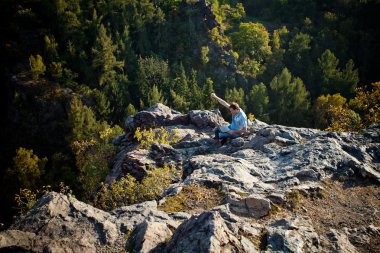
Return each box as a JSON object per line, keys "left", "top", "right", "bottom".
{"left": 217, "top": 124, "right": 230, "bottom": 133}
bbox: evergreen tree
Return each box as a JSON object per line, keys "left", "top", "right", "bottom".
{"left": 29, "top": 55, "right": 46, "bottom": 80}
{"left": 170, "top": 89, "right": 190, "bottom": 113}
{"left": 247, "top": 83, "right": 270, "bottom": 122}
{"left": 136, "top": 56, "right": 169, "bottom": 106}
{"left": 148, "top": 85, "right": 167, "bottom": 106}
{"left": 225, "top": 87, "right": 246, "bottom": 111}
{"left": 92, "top": 24, "right": 128, "bottom": 120}
{"left": 92, "top": 24, "right": 124, "bottom": 88}
{"left": 44, "top": 35, "right": 59, "bottom": 61}
{"left": 318, "top": 49, "right": 359, "bottom": 98}
{"left": 264, "top": 27, "right": 288, "bottom": 83}
{"left": 188, "top": 69, "right": 203, "bottom": 109}
{"left": 269, "top": 68, "right": 311, "bottom": 126}
{"left": 67, "top": 95, "right": 99, "bottom": 143}
{"left": 202, "top": 78, "right": 217, "bottom": 109}
{"left": 90, "top": 89, "right": 111, "bottom": 119}
{"left": 174, "top": 63, "right": 190, "bottom": 97}
{"left": 126, "top": 103, "right": 137, "bottom": 117}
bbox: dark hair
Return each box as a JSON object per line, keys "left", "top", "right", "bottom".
{"left": 229, "top": 102, "right": 240, "bottom": 110}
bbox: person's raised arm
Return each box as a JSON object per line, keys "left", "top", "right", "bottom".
{"left": 211, "top": 93, "right": 230, "bottom": 109}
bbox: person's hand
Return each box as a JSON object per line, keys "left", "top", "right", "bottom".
{"left": 211, "top": 93, "right": 217, "bottom": 99}
{"left": 227, "top": 130, "right": 235, "bottom": 135}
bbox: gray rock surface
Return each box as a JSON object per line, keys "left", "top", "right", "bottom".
{"left": 266, "top": 216, "right": 320, "bottom": 252}
{"left": 1, "top": 104, "right": 379, "bottom": 252}
{"left": 164, "top": 211, "right": 244, "bottom": 253}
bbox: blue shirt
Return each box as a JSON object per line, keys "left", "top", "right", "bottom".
{"left": 229, "top": 110, "right": 247, "bottom": 131}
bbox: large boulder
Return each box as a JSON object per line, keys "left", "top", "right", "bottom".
{"left": 125, "top": 103, "right": 189, "bottom": 131}
{"left": 0, "top": 194, "right": 182, "bottom": 253}
{"left": 266, "top": 216, "right": 320, "bottom": 252}
{"left": 164, "top": 211, "right": 246, "bottom": 253}
{"left": 189, "top": 109, "right": 226, "bottom": 128}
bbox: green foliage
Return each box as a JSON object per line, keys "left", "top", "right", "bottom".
{"left": 247, "top": 83, "right": 269, "bottom": 122}
{"left": 201, "top": 46, "right": 210, "bottom": 64}
{"left": 231, "top": 22, "right": 271, "bottom": 61}
{"left": 269, "top": 68, "right": 311, "bottom": 126}
{"left": 6, "top": 148, "right": 47, "bottom": 189}
{"left": 126, "top": 103, "right": 137, "bottom": 117}
{"left": 72, "top": 139, "right": 115, "bottom": 197}
{"left": 93, "top": 165, "right": 180, "bottom": 211}
{"left": 44, "top": 35, "right": 59, "bottom": 61}
{"left": 67, "top": 95, "right": 100, "bottom": 143}
{"left": 202, "top": 78, "right": 217, "bottom": 109}
{"left": 188, "top": 69, "right": 204, "bottom": 109}
{"left": 136, "top": 57, "right": 169, "bottom": 105}
{"left": 318, "top": 49, "right": 359, "bottom": 97}
{"left": 134, "top": 127, "right": 180, "bottom": 150}
{"left": 88, "top": 89, "right": 111, "bottom": 119}
{"left": 170, "top": 89, "right": 190, "bottom": 112}
{"left": 231, "top": 22, "right": 271, "bottom": 77}
{"left": 29, "top": 55, "right": 46, "bottom": 80}
{"left": 225, "top": 87, "right": 246, "bottom": 111}
{"left": 148, "top": 85, "right": 167, "bottom": 107}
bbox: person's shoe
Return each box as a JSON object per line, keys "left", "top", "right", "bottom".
{"left": 213, "top": 136, "right": 219, "bottom": 140}
{"left": 220, "top": 138, "right": 227, "bottom": 146}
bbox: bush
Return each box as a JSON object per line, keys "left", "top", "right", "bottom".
{"left": 14, "top": 183, "right": 73, "bottom": 216}
{"left": 93, "top": 165, "right": 180, "bottom": 211}
{"left": 6, "top": 147, "right": 47, "bottom": 189}
{"left": 134, "top": 126, "right": 180, "bottom": 150}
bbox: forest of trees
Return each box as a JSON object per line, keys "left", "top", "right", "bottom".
{"left": 0, "top": 0, "right": 379, "bottom": 223}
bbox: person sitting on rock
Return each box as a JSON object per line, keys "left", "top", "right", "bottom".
{"left": 211, "top": 93, "right": 248, "bottom": 145}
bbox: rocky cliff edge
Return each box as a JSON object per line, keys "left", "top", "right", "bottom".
{"left": 1, "top": 103, "right": 379, "bottom": 252}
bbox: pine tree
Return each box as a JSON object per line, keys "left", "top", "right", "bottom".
{"left": 136, "top": 56, "right": 169, "bottom": 106}
{"left": 148, "top": 85, "right": 167, "bottom": 106}
{"left": 92, "top": 24, "right": 124, "bottom": 88}
{"left": 170, "top": 89, "right": 190, "bottom": 113}
{"left": 317, "top": 49, "right": 358, "bottom": 98}
{"left": 126, "top": 103, "right": 137, "bottom": 117}
{"left": 67, "top": 95, "right": 99, "bottom": 143}
{"left": 225, "top": 87, "right": 246, "bottom": 111}
{"left": 188, "top": 69, "right": 203, "bottom": 109}
{"left": 29, "top": 55, "right": 46, "bottom": 80}
{"left": 202, "top": 78, "right": 217, "bottom": 109}
{"left": 247, "top": 83, "right": 270, "bottom": 122}
{"left": 269, "top": 68, "right": 311, "bottom": 126}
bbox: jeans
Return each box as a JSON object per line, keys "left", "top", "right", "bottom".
{"left": 214, "top": 127, "right": 241, "bottom": 139}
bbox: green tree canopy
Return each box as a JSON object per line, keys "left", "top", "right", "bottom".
{"left": 318, "top": 49, "right": 359, "bottom": 97}
{"left": 6, "top": 148, "right": 47, "bottom": 189}
{"left": 148, "top": 85, "right": 167, "bottom": 107}
{"left": 269, "top": 68, "right": 311, "bottom": 126}
{"left": 225, "top": 87, "right": 246, "bottom": 111}
{"left": 247, "top": 83, "right": 270, "bottom": 122}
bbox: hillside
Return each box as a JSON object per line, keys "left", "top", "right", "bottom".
{"left": 1, "top": 104, "right": 379, "bottom": 252}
